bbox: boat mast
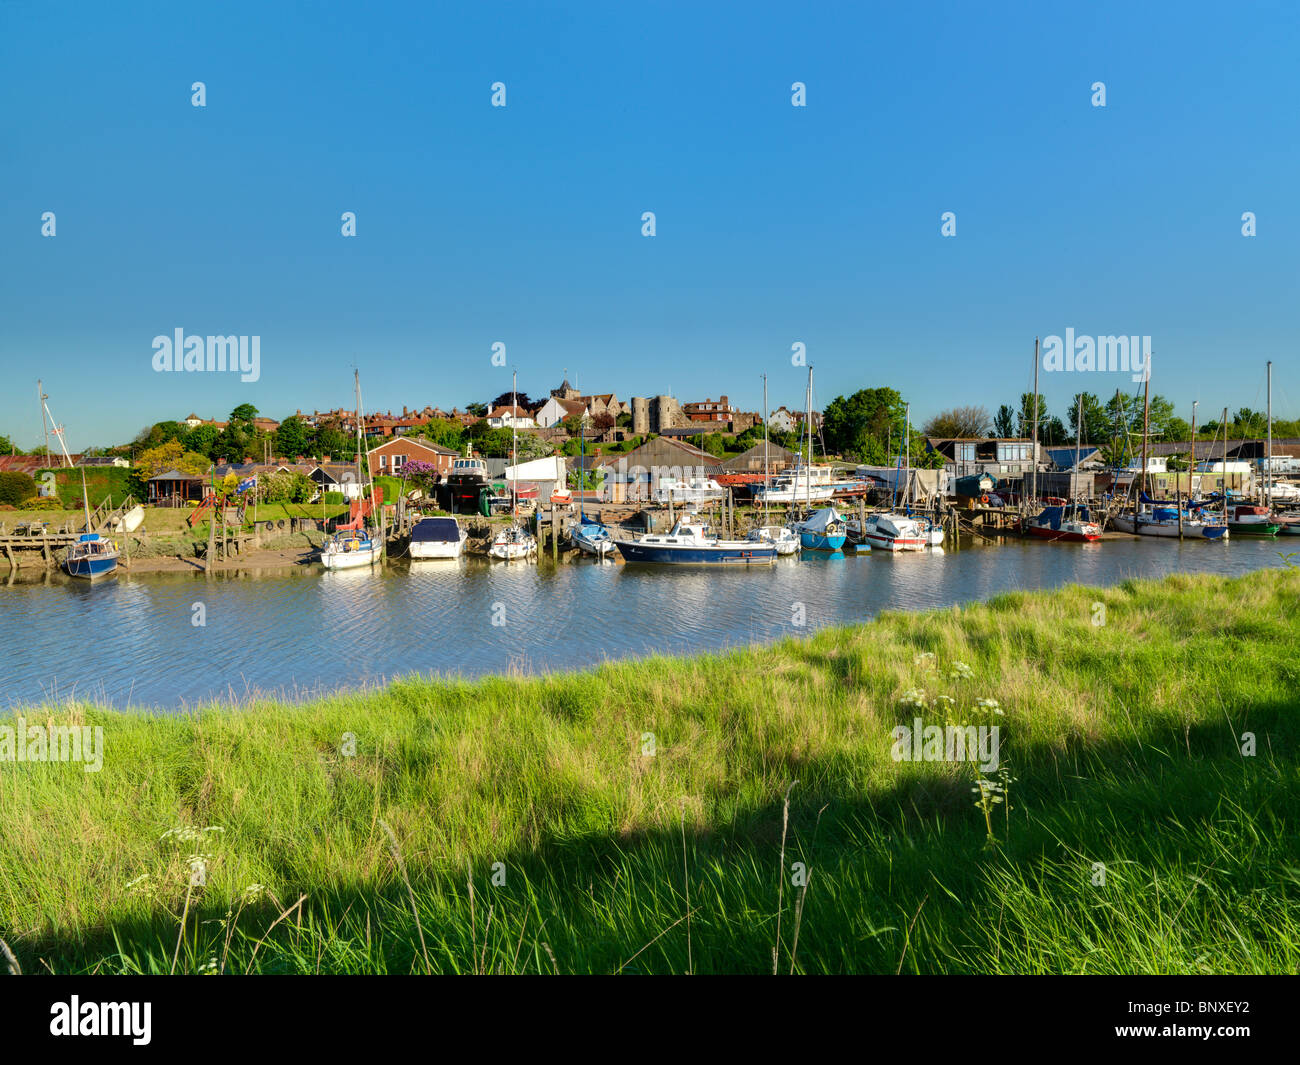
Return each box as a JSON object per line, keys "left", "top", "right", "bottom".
{"left": 1140, "top": 361, "right": 1151, "bottom": 501}
{"left": 38, "top": 379, "right": 50, "bottom": 468}
{"left": 1031, "top": 337, "right": 1039, "bottom": 504}
{"left": 904, "top": 401, "right": 911, "bottom": 509}
{"left": 1222, "top": 406, "right": 1229, "bottom": 522}
{"left": 511, "top": 369, "right": 517, "bottom": 517}
{"left": 762, "top": 372, "right": 770, "bottom": 522}
{"left": 804, "top": 364, "right": 813, "bottom": 506}
{"left": 1074, "top": 393, "right": 1082, "bottom": 506}
{"left": 1267, "top": 359, "right": 1273, "bottom": 509}
{"left": 1190, "top": 400, "right": 1198, "bottom": 499}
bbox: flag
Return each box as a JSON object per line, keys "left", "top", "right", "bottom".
{"left": 237, "top": 476, "right": 257, "bottom": 494}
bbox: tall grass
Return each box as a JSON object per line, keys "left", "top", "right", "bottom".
{"left": 1, "top": 569, "right": 1297, "bottom": 974}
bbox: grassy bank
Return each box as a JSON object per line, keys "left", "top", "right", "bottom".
{"left": 2, "top": 569, "right": 1297, "bottom": 974}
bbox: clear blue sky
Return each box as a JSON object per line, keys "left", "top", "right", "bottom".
{"left": 3, "top": 0, "right": 1298, "bottom": 450}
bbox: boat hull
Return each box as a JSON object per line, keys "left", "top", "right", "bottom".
{"left": 615, "top": 541, "right": 775, "bottom": 565}
{"left": 409, "top": 539, "right": 464, "bottom": 559}
{"left": 1026, "top": 524, "right": 1100, "bottom": 543}
{"left": 1112, "top": 516, "right": 1229, "bottom": 540}
{"left": 800, "top": 532, "right": 845, "bottom": 551}
{"left": 1227, "top": 522, "right": 1280, "bottom": 537}
{"left": 321, "top": 544, "right": 382, "bottom": 569}
{"left": 63, "top": 554, "right": 118, "bottom": 579}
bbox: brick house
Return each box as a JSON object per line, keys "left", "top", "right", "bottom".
{"left": 366, "top": 436, "right": 460, "bottom": 476}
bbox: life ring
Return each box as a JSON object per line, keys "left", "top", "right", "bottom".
{"left": 981, "top": 494, "right": 990, "bottom": 505}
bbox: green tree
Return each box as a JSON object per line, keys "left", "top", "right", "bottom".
{"left": 0, "top": 432, "right": 17, "bottom": 454}
{"left": 229, "top": 403, "right": 259, "bottom": 426}
{"left": 416, "top": 417, "right": 465, "bottom": 454}
{"left": 993, "top": 405, "right": 1015, "bottom": 438}
{"left": 0, "top": 471, "right": 37, "bottom": 505}
{"left": 822, "top": 388, "right": 905, "bottom": 463}
{"left": 183, "top": 423, "right": 220, "bottom": 457}
{"left": 274, "top": 416, "right": 312, "bottom": 458}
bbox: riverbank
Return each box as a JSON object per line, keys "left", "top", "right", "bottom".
{"left": 1, "top": 568, "right": 1297, "bottom": 974}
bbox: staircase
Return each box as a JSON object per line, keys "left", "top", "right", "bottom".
{"left": 82, "top": 493, "right": 137, "bottom": 534}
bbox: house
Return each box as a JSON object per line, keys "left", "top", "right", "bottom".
{"left": 366, "top": 436, "right": 460, "bottom": 477}
{"left": 1045, "top": 446, "right": 1102, "bottom": 471}
{"left": 926, "top": 437, "right": 1041, "bottom": 478}
{"left": 76, "top": 456, "right": 130, "bottom": 468}
{"left": 486, "top": 404, "right": 536, "bottom": 430}
{"left": 533, "top": 397, "right": 588, "bottom": 429}
{"left": 146, "top": 469, "right": 206, "bottom": 506}
{"left": 182, "top": 413, "right": 204, "bottom": 429}
{"left": 682, "top": 396, "right": 737, "bottom": 424}
{"left": 595, "top": 436, "right": 715, "bottom": 503}
{"left": 311, "top": 462, "right": 365, "bottom": 500}
{"left": 0, "top": 455, "right": 85, "bottom": 474}
{"left": 574, "top": 393, "right": 621, "bottom": 422}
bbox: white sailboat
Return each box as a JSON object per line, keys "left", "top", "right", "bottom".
{"left": 847, "top": 402, "right": 936, "bottom": 551}
{"left": 490, "top": 369, "right": 538, "bottom": 562}
{"left": 321, "top": 372, "right": 383, "bottom": 570}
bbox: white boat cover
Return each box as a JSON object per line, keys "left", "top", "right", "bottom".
{"left": 799, "top": 506, "right": 845, "bottom": 533}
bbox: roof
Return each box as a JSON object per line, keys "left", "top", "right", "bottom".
{"left": 149, "top": 468, "right": 205, "bottom": 482}
{"left": 720, "top": 442, "right": 797, "bottom": 471}
{"left": 366, "top": 437, "right": 459, "bottom": 457}
{"left": 488, "top": 404, "right": 532, "bottom": 419}
{"left": 1045, "top": 446, "right": 1100, "bottom": 469}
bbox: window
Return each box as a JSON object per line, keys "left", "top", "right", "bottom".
{"left": 392, "top": 454, "right": 406, "bottom": 471}
{"left": 957, "top": 443, "right": 976, "bottom": 462}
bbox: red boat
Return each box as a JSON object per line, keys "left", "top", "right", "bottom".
{"left": 1023, "top": 503, "right": 1102, "bottom": 542}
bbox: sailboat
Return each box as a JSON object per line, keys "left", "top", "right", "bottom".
{"left": 748, "top": 373, "right": 800, "bottom": 555}
{"left": 1229, "top": 361, "right": 1282, "bottom": 536}
{"left": 320, "top": 372, "right": 384, "bottom": 569}
{"left": 490, "top": 370, "right": 539, "bottom": 561}
{"left": 41, "top": 389, "right": 120, "bottom": 580}
{"left": 1024, "top": 395, "right": 1102, "bottom": 542}
{"left": 569, "top": 408, "right": 615, "bottom": 556}
{"left": 847, "top": 402, "right": 932, "bottom": 551}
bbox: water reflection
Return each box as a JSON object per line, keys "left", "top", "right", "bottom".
{"left": 0, "top": 538, "right": 1284, "bottom": 711}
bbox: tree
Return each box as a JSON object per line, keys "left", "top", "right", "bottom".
{"left": 416, "top": 417, "right": 465, "bottom": 454}
{"left": 590, "top": 412, "right": 616, "bottom": 435}
{"left": 229, "top": 403, "right": 259, "bottom": 426}
{"left": 465, "top": 402, "right": 488, "bottom": 418}
{"left": 274, "top": 416, "right": 312, "bottom": 458}
{"left": 993, "top": 405, "right": 1015, "bottom": 438}
{"left": 1016, "top": 394, "right": 1049, "bottom": 439}
{"left": 183, "top": 423, "right": 220, "bottom": 458}
{"left": 561, "top": 413, "right": 587, "bottom": 437}
{"left": 489, "top": 392, "right": 535, "bottom": 412}
{"left": 0, "top": 471, "right": 36, "bottom": 505}
{"left": 922, "top": 405, "right": 991, "bottom": 439}
{"left": 822, "top": 388, "right": 905, "bottom": 464}
{"left": 699, "top": 433, "right": 728, "bottom": 458}
{"left": 0, "top": 432, "right": 17, "bottom": 454}
{"left": 136, "top": 439, "right": 209, "bottom": 480}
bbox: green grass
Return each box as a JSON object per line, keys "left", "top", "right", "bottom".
{"left": 1, "top": 569, "right": 1297, "bottom": 974}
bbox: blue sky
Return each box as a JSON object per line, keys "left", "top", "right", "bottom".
{"left": 3, "top": 0, "right": 1298, "bottom": 449}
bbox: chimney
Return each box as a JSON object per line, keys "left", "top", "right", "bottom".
{"left": 322, "top": 454, "right": 331, "bottom": 463}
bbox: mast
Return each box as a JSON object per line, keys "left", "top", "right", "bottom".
{"left": 1074, "top": 394, "right": 1082, "bottom": 505}
{"left": 511, "top": 369, "right": 518, "bottom": 517}
{"left": 1222, "top": 406, "right": 1230, "bottom": 522}
{"left": 904, "top": 401, "right": 911, "bottom": 508}
{"left": 1266, "top": 360, "right": 1273, "bottom": 509}
{"left": 1139, "top": 363, "right": 1151, "bottom": 500}
{"left": 804, "top": 364, "right": 813, "bottom": 506}
{"left": 38, "top": 380, "right": 50, "bottom": 468}
{"left": 762, "top": 373, "right": 770, "bottom": 522}
{"left": 1190, "top": 400, "right": 1198, "bottom": 500}
{"left": 1030, "top": 337, "right": 1039, "bottom": 503}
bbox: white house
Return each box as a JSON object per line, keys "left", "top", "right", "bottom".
{"left": 487, "top": 404, "right": 536, "bottom": 430}
{"left": 768, "top": 406, "right": 797, "bottom": 433}
{"left": 533, "top": 396, "right": 588, "bottom": 429}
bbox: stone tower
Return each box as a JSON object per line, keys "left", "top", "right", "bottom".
{"left": 631, "top": 396, "right": 650, "bottom": 435}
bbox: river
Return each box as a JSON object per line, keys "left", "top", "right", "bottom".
{"left": 1, "top": 538, "right": 1289, "bottom": 711}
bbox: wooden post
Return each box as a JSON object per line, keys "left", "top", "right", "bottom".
{"left": 206, "top": 512, "right": 215, "bottom": 574}
{"left": 551, "top": 505, "right": 558, "bottom": 560}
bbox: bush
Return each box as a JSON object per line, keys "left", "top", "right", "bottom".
{"left": 0, "top": 472, "right": 36, "bottom": 506}
{"left": 323, "top": 491, "right": 345, "bottom": 505}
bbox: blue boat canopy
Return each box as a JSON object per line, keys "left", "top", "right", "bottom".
{"left": 78, "top": 533, "right": 100, "bottom": 542}
{"left": 411, "top": 517, "right": 461, "bottom": 543}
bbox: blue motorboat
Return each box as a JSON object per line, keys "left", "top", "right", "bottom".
{"left": 571, "top": 519, "right": 614, "bottom": 556}
{"left": 615, "top": 515, "right": 776, "bottom": 565}
{"left": 792, "top": 506, "right": 847, "bottom": 551}
{"left": 62, "top": 533, "right": 119, "bottom": 579}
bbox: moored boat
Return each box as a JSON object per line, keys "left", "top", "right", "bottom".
{"left": 1226, "top": 504, "right": 1280, "bottom": 537}
{"left": 571, "top": 519, "right": 615, "bottom": 556}
{"left": 848, "top": 512, "right": 928, "bottom": 552}
{"left": 747, "top": 524, "right": 800, "bottom": 556}
{"left": 615, "top": 515, "right": 776, "bottom": 565}
{"left": 408, "top": 516, "right": 466, "bottom": 559}
{"left": 62, "top": 533, "right": 119, "bottom": 579}
{"left": 489, "top": 525, "right": 537, "bottom": 561}
{"left": 791, "top": 506, "right": 847, "bottom": 551}
{"left": 1111, "top": 507, "right": 1229, "bottom": 540}
{"left": 1024, "top": 504, "right": 1101, "bottom": 543}
{"left": 321, "top": 529, "right": 382, "bottom": 569}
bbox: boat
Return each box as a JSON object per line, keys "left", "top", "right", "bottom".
{"left": 63, "top": 532, "right": 119, "bottom": 579}
{"left": 747, "top": 524, "right": 800, "bottom": 556}
{"left": 917, "top": 515, "right": 947, "bottom": 547}
{"left": 321, "top": 371, "right": 383, "bottom": 570}
{"left": 408, "top": 516, "right": 466, "bottom": 559}
{"left": 1111, "top": 507, "right": 1229, "bottom": 540}
{"left": 752, "top": 469, "right": 837, "bottom": 504}
{"left": 571, "top": 518, "right": 615, "bottom": 556}
{"left": 321, "top": 528, "right": 383, "bottom": 568}
{"left": 489, "top": 525, "right": 537, "bottom": 561}
{"left": 615, "top": 514, "right": 776, "bottom": 565}
{"left": 1024, "top": 503, "right": 1101, "bottom": 543}
{"left": 653, "top": 476, "right": 725, "bottom": 504}
{"left": 791, "top": 506, "right": 847, "bottom": 551}
{"left": 1226, "top": 504, "right": 1280, "bottom": 537}
{"left": 848, "top": 512, "right": 928, "bottom": 552}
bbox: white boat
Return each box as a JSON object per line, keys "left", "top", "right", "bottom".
{"left": 571, "top": 519, "right": 615, "bottom": 556}
{"left": 616, "top": 514, "right": 776, "bottom": 565}
{"left": 918, "top": 516, "right": 946, "bottom": 547}
{"left": 747, "top": 524, "right": 800, "bottom": 556}
{"left": 489, "top": 525, "right": 537, "bottom": 561}
{"left": 320, "top": 530, "right": 382, "bottom": 569}
{"left": 408, "top": 516, "right": 466, "bottom": 559}
{"left": 653, "top": 476, "right": 725, "bottom": 504}
{"left": 753, "top": 467, "right": 837, "bottom": 504}
{"left": 848, "top": 512, "right": 928, "bottom": 552}
{"left": 1111, "top": 508, "right": 1229, "bottom": 540}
